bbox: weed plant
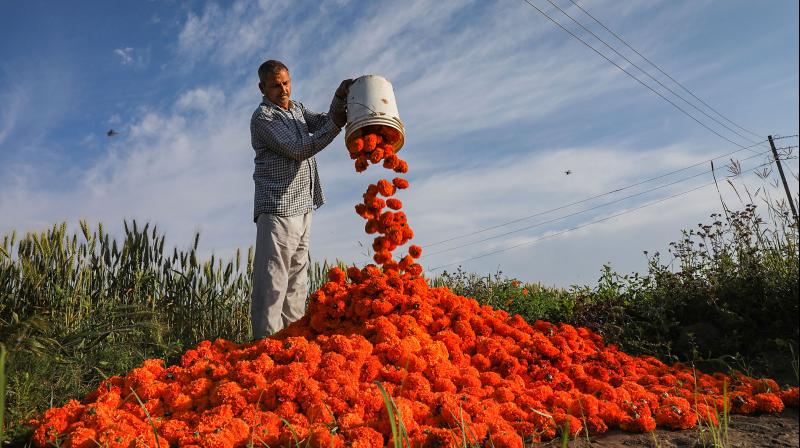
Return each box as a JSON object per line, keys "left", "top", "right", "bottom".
{"left": 436, "top": 201, "right": 799, "bottom": 383}
{"left": 0, "top": 221, "right": 335, "bottom": 442}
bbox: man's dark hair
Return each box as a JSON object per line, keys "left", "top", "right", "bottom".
{"left": 258, "top": 60, "right": 289, "bottom": 81}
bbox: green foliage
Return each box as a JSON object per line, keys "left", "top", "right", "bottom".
{"left": 0, "top": 220, "right": 334, "bottom": 443}
{"left": 1, "top": 344, "right": 6, "bottom": 441}
{"left": 375, "top": 381, "right": 411, "bottom": 448}
{"left": 432, "top": 269, "right": 573, "bottom": 325}
{"left": 435, "top": 203, "right": 799, "bottom": 384}
{"left": 608, "top": 205, "right": 799, "bottom": 380}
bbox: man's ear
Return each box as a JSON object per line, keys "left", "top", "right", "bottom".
{"left": 258, "top": 81, "right": 264, "bottom": 94}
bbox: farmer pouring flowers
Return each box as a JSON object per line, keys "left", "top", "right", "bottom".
{"left": 249, "top": 59, "right": 353, "bottom": 339}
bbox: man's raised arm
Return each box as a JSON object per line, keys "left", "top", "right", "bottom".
{"left": 251, "top": 110, "right": 340, "bottom": 162}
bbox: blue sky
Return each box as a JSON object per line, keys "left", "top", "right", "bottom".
{"left": 1, "top": 0, "right": 798, "bottom": 287}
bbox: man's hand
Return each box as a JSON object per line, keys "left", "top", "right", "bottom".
{"left": 331, "top": 79, "right": 353, "bottom": 127}
{"left": 331, "top": 108, "right": 347, "bottom": 128}
{"left": 335, "top": 79, "right": 354, "bottom": 100}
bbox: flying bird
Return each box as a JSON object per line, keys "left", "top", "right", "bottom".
{"left": 106, "top": 129, "right": 119, "bottom": 137}
{"left": 564, "top": 170, "right": 572, "bottom": 175}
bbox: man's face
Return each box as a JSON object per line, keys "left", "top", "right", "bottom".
{"left": 260, "top": 69, "right": 291, "bottom": 109}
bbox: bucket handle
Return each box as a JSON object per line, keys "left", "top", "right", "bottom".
{"left": 346, "top": 101, "right": 386, "bottom": 117}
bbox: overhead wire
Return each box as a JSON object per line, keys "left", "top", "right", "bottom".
{"left": 427, "top": 157, "right": 784, "bottom": 271}
{"left": 421, "top": 147, "right": 773, "bottom": 259}
{"left": 421, "top": 139, "right": 768, "bottom": 249}
{"left": 566, "top": 0, "right": 765, "bottom": 140}
{"left": 418, "top": 2, "right": 789, "bottom": 269}
{"left": 541, "top": 0, "right": 766, "bottom": 148}
{"left": 518, "top": 0, "right": 763, "bottom": 151}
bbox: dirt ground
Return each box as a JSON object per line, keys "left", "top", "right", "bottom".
{"left": 539, "top": 408, "right": 799, "bottom": 447}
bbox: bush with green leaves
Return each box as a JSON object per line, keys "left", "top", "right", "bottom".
{"left": 435, "top": 203, "right": 799, "bottom": 383}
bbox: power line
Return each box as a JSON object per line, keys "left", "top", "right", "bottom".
{"left": 421, "top": 139, "right": 767, "bottom": 249}
{"left": 422, "top": 148, "right": 772, "bottom": 259}
{"left": 542, "top": 0, "right": 765, "bottom": 148}
{"left": 427, "top": 157, "right": 780, "bottom": 271}
{"left": 566, "top": 0, "right": 764, "bottom": 140}
{"left": 518, "top": 0, "right": 762, "bottom": 151}
{"left": 773, "top": 134, "right": 799, "bottom": 141}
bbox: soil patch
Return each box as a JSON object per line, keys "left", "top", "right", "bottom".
{"left": 540, "top": 407, "right": 799, "bottom": 447}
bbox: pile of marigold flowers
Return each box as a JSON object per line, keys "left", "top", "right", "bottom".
{"left": 31, "top": 128, "right": 799, "bottom": 448}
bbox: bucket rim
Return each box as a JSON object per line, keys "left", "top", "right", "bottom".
{"left": 345, "top": 117, "right": 405, "bottom": 152}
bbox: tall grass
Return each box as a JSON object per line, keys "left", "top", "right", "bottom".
{"left": 0, "top": 220, "right": 337, "bottom": 442}
{"left": 375, "top": 381, "right": 412, "bottom": 448}
{"left": 1, "top": 220, "right": 252, "bottom": 345}
{"left": 695, "top": 381, "right": 731, "bottom": 448}
{"left": 1, "top": 344, "right": 6, "bottom": 442}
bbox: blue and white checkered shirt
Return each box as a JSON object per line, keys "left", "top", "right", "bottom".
{"left": 250, "top": 96, "right": 344, "bottom": 221}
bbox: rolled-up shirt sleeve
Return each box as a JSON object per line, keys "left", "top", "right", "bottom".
{"left": 251, "top": 109, "right": 340, "bottom": 162}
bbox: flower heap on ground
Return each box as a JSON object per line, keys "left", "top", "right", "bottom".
{"left": 32, "top": 127, "right": 799, "bottom": 448}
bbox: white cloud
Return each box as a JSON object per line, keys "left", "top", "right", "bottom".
{"left": 0, "top": 97, "right": 18, "bottom": 146}
{"left": 177, "top": 1, "right": 294, "bottom": 67}
{"left": 308, "top": 140, "right": 796, "bottom": 286}
{"left": 176, "top": 87, "right": 226, "bottom": 113}
{"left": 1, "top": 0, "right": 797, "bottom": 290}
{"left": 113, "top": 47, "right": 150, "bottom": 68}
{"left": 114, "top": 47, "right": 135, "bottom": 65}
{"left": 0, "top": 83, "right": 30, "bottom": 147}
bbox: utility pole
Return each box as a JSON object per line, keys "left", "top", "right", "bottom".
{"left": 768, "top": 135, "right": 799, "bottom": 224}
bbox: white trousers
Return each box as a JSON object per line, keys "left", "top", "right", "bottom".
{"left": 251, "top": 212, "right": 312, "bottom": 339}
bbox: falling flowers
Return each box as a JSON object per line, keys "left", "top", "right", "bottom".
{"left": 31, "top": 126, "right": 799, "bottom": 448}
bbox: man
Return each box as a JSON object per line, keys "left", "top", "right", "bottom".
{"left": 250, "top": 59, "right": 353, "bottom": 339}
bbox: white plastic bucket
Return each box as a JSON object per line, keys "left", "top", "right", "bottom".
{"left": 345, "top": 75, "right": 405, "bottom": 152}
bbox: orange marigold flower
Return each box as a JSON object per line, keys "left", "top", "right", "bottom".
{"left": 354, "top": 203, "right": 370, "bottom": 218}
{"left": 369, "top": 149, "right": 384, "bottom": 164}
{"left": 408, "top": 245, "right": 422, "bottom": 258}
{"left": 755, "top": 393, "right": 785, "bottom": 413}
{"left": 364, "top": 134, "right": 378, "bottom": 150}
{"left": 382, "top": 154, "right": 399, "bottom": 170}
{"left": 398, "top": 255, "right": 414, "bottom": 271}
{"left": 372, "top": 237, "right": 391, "bottom": 253}
{"left": 347, "top": 137, "right": 364, "bottom": 154}
{"left": 392, "top": 177, "right": 409, "bottom": 189}
{"left": 394, "top": 160, "right": 409, "bottom": 173}
{"left": 327, "top": 267, "right": 346, "bottom": 284}
{"left": 780, "top": 388, "right": 799, "bottom": 406}
{"left": 386, "top": 198, "right": 402, "bottom": 210}
{"left": 376, "top": 179, "right": 395, "bottom": 197}
{"left": 729, "top": 392, "right": 757, "bottom": 413}
{"left": 405, "top": 263, "right": 423, "bottom": 277}
{"left": 379, "top": 212, "right": 397, "bottom": 227}
{"left": 367, "top": 197, "right": 385, "bottom": 210}
{"left": 348, "top": 427, "right": 384, "bottom": 447}
{"left": 373, "top": 251, "right": 392, "bottom": 265}
{"left": 654, "top": 397, "right": 696, "bottom": 429}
